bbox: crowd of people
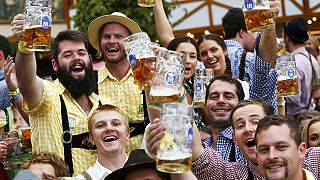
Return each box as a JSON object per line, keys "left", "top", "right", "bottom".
{"left": 0, "top": 0, "right": 320, "bottom": 179}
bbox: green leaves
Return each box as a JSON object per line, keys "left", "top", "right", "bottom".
{"left": 73, "top": 0, "right": 174, "bottom": 45}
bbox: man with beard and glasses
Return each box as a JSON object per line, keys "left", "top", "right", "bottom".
{"left": 87, "top": 12, "right": 146, "bottom": 152}
{"left": 11, "top": 14, "right": 113, "bottom": 176}
{"left": 147, "top": 99, "right": 320, "bottom": 179}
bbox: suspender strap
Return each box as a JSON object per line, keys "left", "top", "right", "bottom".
{"left": 142, "top": 90, "right": 149, "bottom": 128}
{"left": 297, "top": 52, "right": 317, "bottom": 109}
{"left": 229, "top": 140, "right": 236, "bottom": 162}
{"left": 60, "top": 95, "right": 74, "bottom": 176}
{"left": 239, "top": 50, "right": 247, "bottom": 81}
{"left": 93, "top": 70, "right": 99, "bottom": 95}
{"left": 248, "top": 167, "right": 254, "bottom": 180}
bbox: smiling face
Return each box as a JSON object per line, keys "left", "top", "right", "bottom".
{"left": 54, "top": 40, "right": 92, "bottom": 79}
{"left": 206, "top": 80, "right": 239, "bottom": 129}
{"left": 256, "top": 125, "right": 305, "bottom": 180}
{"left": 308, "top": 121, "right": 320, "bottom": 147}
{"left": 199, "top": 40, "right": 227, "bottom": 76}
{"left": 176, "top": 42, "right": 198, "bottom": 80}
{"left": 100, "top": 23, "right": 130, "bottom": 64}
{"left": 232, "top": 104, "right": 266, "bottom": 164}
{"left": 89, "top": 110, "right": 129, "bottom": 156}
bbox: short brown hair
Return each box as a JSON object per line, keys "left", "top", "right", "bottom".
{"left": 230, "top": 99, "right": 274, "bottom": 128}
{"left": 88, "top": 104, "right": 129, "bottom": 132}
{"left": 23, "top": 152, "right": 69, "bottom": 177}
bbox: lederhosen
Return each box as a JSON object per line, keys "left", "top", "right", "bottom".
{"left": 60, "top": 95, "right": 100, "bottom": 176}
{"left": 93, "top": 71, "right": 149, "bottom": 139}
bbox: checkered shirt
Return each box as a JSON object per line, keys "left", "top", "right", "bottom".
{"left": 225, "top": 39, "right": 278, "bottom": 114}
{"left": 192, "top": 146, "right": 320, "bottom": 179}
{"left": 23, "top": 80, "right": 113, "bottom": 176}
{"left": 203, "top": 126, "right": 248, "bottom": 165}
{"left": 97, "top": 65, "right": 144, "bottom": 152}
{"left": 0, "top": 69, "right": 11, "bottom": 110}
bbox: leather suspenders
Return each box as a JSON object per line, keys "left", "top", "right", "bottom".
{"left": 60, "top": 95, "right": 101, "bottom": 176}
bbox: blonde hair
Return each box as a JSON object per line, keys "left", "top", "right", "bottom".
{"left": 88, "top": 104, "right": 129, "bottom": 132}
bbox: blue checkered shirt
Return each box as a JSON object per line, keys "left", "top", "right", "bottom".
{"left": 203, "top": 126, "right": 248, "bottom": 165}
{"left": 225, "top": 39, "right": 278, "bottom": 113}
{"left": 0, "top": 69, "right": 10, "bottom": 110}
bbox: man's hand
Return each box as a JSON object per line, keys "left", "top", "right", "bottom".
{"left": 147, "top": 118, "right": 166, "bottom": 156}
{"left": 11, "top": 14, "right": 25, "bottom": 40}
{"left": 269, "top": 0, "right": 281, "bottom": 19}
{"left": 4, "top": 56, "right": 18, "bottom": 92}
{"left": 0, "top": 141, "right": 8, "bottom": 161}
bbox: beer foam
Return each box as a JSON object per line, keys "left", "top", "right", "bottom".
{"left": 150, "top": 88, "right": 179, "bottom": 96}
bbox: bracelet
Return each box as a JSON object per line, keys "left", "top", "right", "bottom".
{"left": 11, "top": 90, "right": 21, "bottom": 102}
{"left": 18, "top": 41, "right": 32, "bottom": 54}
{"left": 9, "top": 88, "right": 19, "bottom": 96}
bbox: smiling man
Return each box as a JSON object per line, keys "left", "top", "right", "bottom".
{"left": 88, "top": 12, "right": 146, "bottom": 153}
{"left": 77, "top": 104, "right": 129, "bottom": 179}
{"left": 11, "top": 15, "right": 113, "bottom": 176}
{"left": 255, "top": 115, "right": 318, "bottom": 180}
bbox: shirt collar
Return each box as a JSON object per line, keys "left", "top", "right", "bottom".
{"left": 220, "top": 126, "right": 233, "bottom": 139}
{"left": 224, "top": 39, "right": 242, "bottom": 48}
{"left": 54, "top": 79, "right": 67, "bottom": 95}
{"left": 97, "top": 65, "right": 133, "bottom": 84}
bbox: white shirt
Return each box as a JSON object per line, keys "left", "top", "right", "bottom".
{"left": 76, "top": 156, "right": 128, "bottom": 180}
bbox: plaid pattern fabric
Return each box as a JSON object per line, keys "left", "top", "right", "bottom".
{"left": 97, "top": 65, "right": 144, "bottom": 152}
{"left": 23, "top": 80, "right": 113, "bottom": 176}
{"left": 203, "top": 126, "right": 248, "bottom": 165}
{"left": 225, "top": 39, "right": 278, "bottom": 114}
{"left": 192, "top": 146, "right": 320, "bottom": 179}
{"left": 0, "top": 69, "right": 11, "bottom": 110}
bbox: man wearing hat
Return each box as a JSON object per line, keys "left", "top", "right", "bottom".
{"left": 88, "top": 12, "right": 146, "bottom": 153}
{"left": 283, "top": 17, "right": 320, "bottom": 116}
{"left": 105, "top": 149, "right": 197, "bottom": 180}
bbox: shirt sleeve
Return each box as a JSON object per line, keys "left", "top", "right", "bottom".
{"left": 192, "top": 146, "right": 248, "bottom": 179}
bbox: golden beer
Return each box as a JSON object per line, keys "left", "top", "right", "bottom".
{"left": 244, "top": 9, "right": 274, "bottom": 32}
{"left": 21, "top": 26, "right": 51, "bottom": 51}
{"left": 137, "top": 0, "right": 156, "bottom": 7}
{"left": 149, "top": 90, "right": 180, "bottom": 108}
{"left": 20, "top": 127, "right": 32, "bottom": 152}
{"left": 276, "top": 78, "right": 299, "bottom": 97}
{"left": 194, "top": 101, "right": 205, "bottom": 107}
{"left": 157, "top": 155, "right": 192, "bottom": 173}
{"left": 132, "top": 56, "right": 156, "bottom": 90}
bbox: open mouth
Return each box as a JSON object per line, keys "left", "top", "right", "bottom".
{"left": 185, "top": 67, "right": 191, "bottom": 72}
{"left": 70, "top": 63, "right": 85, "bottom": 74}
{"left": 213, "top": 109, "right": 228, "bottom": 113}
{"left": 245, "top": 139, "right": 256, "bottom": 148}
{"left": 107, "top": 48, "right": 119, "bottom": 53}
{"left": 103, "top": 136, "right": 117, "bottom": 142}
{"left": 209, "top": 59, "right": 218, "bottom": 65}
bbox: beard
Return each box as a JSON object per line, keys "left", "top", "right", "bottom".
{"left": 56, "top": 61, "right": 96, "bottom": 99}
{"left": 211, "top": 118, "right": 232, "bottom": 129}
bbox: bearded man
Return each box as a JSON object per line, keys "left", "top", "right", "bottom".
{"left": 11, "top": 14, "right": 113, "bottom": 176}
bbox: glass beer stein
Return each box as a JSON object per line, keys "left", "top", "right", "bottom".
{"left": 241, "top": 0, "right": 275, "bottom": 32}
{"left": 276, "top": 54, "right": 299, "bottom": 97}
{"left": 21, "top": 0, "right": 52, "bottom": 51}
{"left": 124, "top": 32, "right": 156, "bottom": 90}
{"left": 156, "top": 103, "right": 193, "bottom": 173}
{"left": 149, "top": 49, "right": 186, "bottom": 108}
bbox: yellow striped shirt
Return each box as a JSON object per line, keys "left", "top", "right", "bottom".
{"left": 97, "top": 65, "right": 144, "bottom": 151}
{"left": 23, "top": 80, "right": 113, "bottom": 176}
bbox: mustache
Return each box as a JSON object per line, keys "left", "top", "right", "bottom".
{"left": 263, "top": 159, "right": 287, "bottom": 168}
